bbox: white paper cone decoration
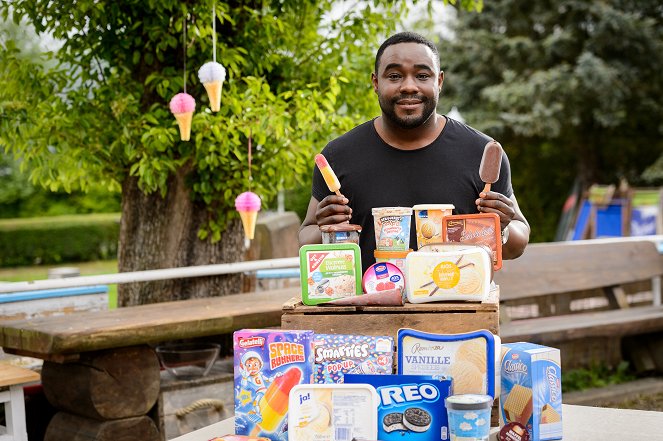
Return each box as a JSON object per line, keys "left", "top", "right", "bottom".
{"left": 198, "top": 62, "right": 226, "bottom": 112}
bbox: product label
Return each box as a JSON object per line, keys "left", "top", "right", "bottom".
{"left": 313, "top": 334, "right": 394, "bottom": 383}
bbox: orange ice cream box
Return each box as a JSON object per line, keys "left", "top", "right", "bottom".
{"left": 442, "top": 213, "right": 502, "bottom": 270}
{"left": 234, "top": 329, "right": 315, "bottom": 441}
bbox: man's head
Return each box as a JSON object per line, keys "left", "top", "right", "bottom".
{"left": 372, "top": 32, "right": 443, "bottom": 129}
{"left": 374, "top": 32, "right": 440, "bottom": 75}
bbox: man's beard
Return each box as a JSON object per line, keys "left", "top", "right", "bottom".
{"left": 379, "top": 94, "right": 437, "bottom": 129}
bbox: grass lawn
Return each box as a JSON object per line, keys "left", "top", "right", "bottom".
{"left": 0, "top": 260, "right": 119, "bottom": 308}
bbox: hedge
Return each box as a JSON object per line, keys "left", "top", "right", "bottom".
{"left": 0, "top": 213, "right": 120, "bottom": 267}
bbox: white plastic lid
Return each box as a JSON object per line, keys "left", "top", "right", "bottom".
{"left": 372, "top": 206, "right": 413, "bottom": 215}
{"left": 412, "top": 204, "right": 455, "bottom": 211}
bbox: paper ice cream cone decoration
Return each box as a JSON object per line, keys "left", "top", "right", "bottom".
{"left": 198, "top": 62, "right": 226, "bottom": 112}
{"left": 169, "top": 93, "right": 196, "bottom": 141}
{"left": 235, "top": 191, "right": 261, "bottom": 240}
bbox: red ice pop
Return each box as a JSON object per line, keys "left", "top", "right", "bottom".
{"left": 479, "top": 140, "right": 503, "bottom": 193}
{"left": 256, "top": 367, "right": 301, "bottom": 431}
{"left": 315, "top": 154, "right": 342, "bottom": 196}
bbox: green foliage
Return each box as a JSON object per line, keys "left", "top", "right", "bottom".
{"left": 439, "top": 0, "right": 663, "bottom": 242}
{"left": 562, "top": 361, "right": 635, "bottom": 393}
{"left": 0, "top": 213, "right": 120, "bottom": 267}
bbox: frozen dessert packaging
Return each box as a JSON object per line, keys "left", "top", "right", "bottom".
{"left": 345, "top": 374, "right": 453, "bottom": 441}
{"left": 288, "top": 384, "right": 379, "bottom": 441}
{"left": 479, "top": 140, "right": 503, "bottom": 193}
{"left": 398, "top": 329, "right": 501, "bottom": 398}
{"left": 445, "top": 394, "right": 494, "bottom": 441}
{"left": 235, "top": 191, "right": 262, "bottom": 240}
{"left": 501, "top": 343, "right": 563, "bottom": 440}
{"left": 319, "top": 224, "right": 361, "bottom": 245}
{"left": 312, "top": 334, "right": 394, "bottom": 383}
{"left": 362, "top": 262, "right": 405, "bottom": 295}
{"left": 442, "top": 213, "right": 502, "bottom": 270}
{"left": 315, "top": 154, "right": 342, "bottom": 196}
{"left": 372, "top": 207, "right": 413, "bottom": 251}
{"left": 198, "top": 61, "right": 226, "bottom": 112}
{"left": 405, "top": 246, "right": 492, "bottom": 303}
{"left": 374, "top": 249, "right": 412, "bottom": 274}
{"left": 233, "top": 329, "right": 314, "bottom": 441}
{"left": 299, "top": 243, "right": 362, "bottom": 305}
{"left": 169, "top": 93, "right": 196, "bottom": 141}
{"left": 412, "top": 204, "right": 455, "bottom": 248}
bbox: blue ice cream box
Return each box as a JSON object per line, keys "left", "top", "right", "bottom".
{"left": 500, "top": 343, "right": 563, "bottom": 440}
{"left": 345, "top": 374, "right": 453, "bottom": 441}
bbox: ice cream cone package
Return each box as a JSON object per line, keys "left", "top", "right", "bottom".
{"left": 198, "top": 61, "right": 226, "bottom": 112}
{"left": 501, "top": 343, "right": 562, "bottom": 441}
{"left": 442, "top": 213, "right": 502, "bottom": 270}
{"left": 233, "top": 329, "right": 315, "bottom": 441}
{"left": 397, "top": 328, "right": 501, "bottom": 398}
{"left": 288, "top": 384, "right": 379, "bottom": 441}
{"left": 235, "top": 192, "right": 261, "bottom": 240}
{"left": 169, "top": 93, "right": 196, "bottom": 141}
{"left": 405, "top": 246, "right": 492, "bottom": 303}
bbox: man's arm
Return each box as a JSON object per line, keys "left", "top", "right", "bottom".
{"left": 298, "top": 195, "right": 353, "bottom": 246}
{"left": 476, "top": 191, "right": 530, "bottom": 259}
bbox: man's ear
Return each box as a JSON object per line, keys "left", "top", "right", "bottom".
{"left": 439, "top": 70, "right": 445, "bottom": 93}
{"left": 371, "top": 72, "right": 379, "bottom": 93}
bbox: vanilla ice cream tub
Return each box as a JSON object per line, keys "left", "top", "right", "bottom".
{"left": 372, "top": 207, "right": 413, "bottom": 251}
{"left": 288, "top": 384, "right": 379, "bottom": 441}
{"left": 413, "top": 204, "right": 455, "bottom": 248}
{"left": 397, "top": 329, "right": 501, "bottom": 398}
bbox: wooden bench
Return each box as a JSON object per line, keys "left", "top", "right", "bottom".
{"left": 0, "top": 364, "right": 40, "bottom": 441}
{"left": 496, "top": 238, "right": 663, "bottom": 369}
{"left": 0, "top": 287, "right": 297, "bottom": 440}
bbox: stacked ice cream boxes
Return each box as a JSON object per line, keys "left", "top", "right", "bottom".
{"left": 232, "top": 328, "right": 562, "bottom": 441}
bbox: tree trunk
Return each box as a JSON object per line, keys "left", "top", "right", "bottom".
{"left": 117, "top": 168, "right": 245, "bottom": 306}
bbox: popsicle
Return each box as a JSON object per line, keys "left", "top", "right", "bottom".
{"left": 479, "top": 140, "right": 503, "bottom": 193}
{"left": 235, "top": 191, "right": 261, "bottom": 240}
{"left": 315, "top": 154, "right": 342, "bottom": 196}
{"left": 256, "top": 367, "right": 302, "bottom": 432}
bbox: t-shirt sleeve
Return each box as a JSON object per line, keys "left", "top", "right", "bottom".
{"left": 494, "top": 150, "right": 514, "bottom": 198}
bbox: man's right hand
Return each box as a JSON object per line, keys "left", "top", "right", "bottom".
{"left": 298, "top": 195, "right": 352, "bottom": 245}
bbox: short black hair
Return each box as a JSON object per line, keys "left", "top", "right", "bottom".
{"left": 375, "top": 32, "right": 440, "bottom": 74}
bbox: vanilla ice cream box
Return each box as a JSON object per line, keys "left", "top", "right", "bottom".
{"left": 313, "top": 334, "right": 394, "bottom": 383}
{"left": 345, "top": 374, "right": 454, "bottom": 441}
{"left": 299, "top": 244, "right": 362, "bottom": 305}
{"left": 501, "top": 343, "right": 562, "bottom": 440}
{"left": 234, "top": 329, "right": 314, "bottom": 441}
{"left": 397, "top": 329, "right": 500, "bottom": 398}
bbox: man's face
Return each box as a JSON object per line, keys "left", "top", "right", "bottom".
{"left": 372, "top": 42, "right": 443, "bottom": 129}
{"left": 245, "top": 358, "right": 262, "bottom": 375}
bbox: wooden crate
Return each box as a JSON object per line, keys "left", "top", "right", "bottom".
{"left": 281, "top": 287, "right": 499, "bottom": 339}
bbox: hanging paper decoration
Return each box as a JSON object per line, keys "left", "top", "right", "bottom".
{"left": 198, "top": 4, "right": 226, "bottom": 112}
{"left": 169, "top": 15, "right": 195, "bottom": 141}
{"left": 169, "top": 93, "right": 196, "bottom": 141}
{"left": 235, "top": 128, "right": 261, "bottom": 240}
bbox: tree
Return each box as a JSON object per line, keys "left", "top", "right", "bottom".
{"left": 437, "top": 0, "right": 663, "bottom": 241}
{"left": 1, "top": 1, "right": 483, "bottom": 305}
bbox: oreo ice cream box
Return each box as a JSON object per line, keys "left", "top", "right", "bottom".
{"left": 234, "top": 329, "right": 314, "bottom": 441}
{"left": 345, "top": 374, "right": 453, "bottom": 441}
{"left": 313, "top": 334, "right": 394, "bottom": 383}
{"left": 501, "top": 343, "right": 563, "bottom": 440}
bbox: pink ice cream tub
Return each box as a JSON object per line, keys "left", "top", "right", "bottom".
{"left": 362, "top": 262, "right": 405, "bottom": 294}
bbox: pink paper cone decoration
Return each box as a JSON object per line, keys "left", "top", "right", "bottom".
{"left": 169, "top": 93, "right": 196, "bottom": 141}
{"left": 235, "top": 191, "right": 261, "bottom": 240}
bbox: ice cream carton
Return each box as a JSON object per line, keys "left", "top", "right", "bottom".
{"left": 234, "top": 329, "right": 315, "bottom": 441}
{"left": 345, "top": 374, "right": 453, "bottom": 441}
{"left": 313, "top": 334, "right": 394, "bottom": 383}
{"left": 500, "top": 343, "right": 563, "bottom": 440}
{"left": 397, "top": 329, "right": 500, "bottom": 398}
{"left": 299, "top": 244, "right": 362, "bottom": 305}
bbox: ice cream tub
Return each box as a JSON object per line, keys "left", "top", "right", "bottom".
{"left": 397, "top": 328, "right": 501, "bottom": 398}
{"left": 288, "top": 383, "right": 379, "bottom": 441}
{"left": 372, "top": 207, "right": 413, "bottom": 251}
{"left": 362, "top": 262, "right": 405, "bottom": 294}
{"left": 374, "top": 249, "right": 412, "bottom": 274}
{"left": 445, "top": 394, "right": 494, "bottom": 441}
{"left": 320, "top": 224, "right": 361, "bottom": 245}
{"left": 442, "top": 213, "right": 502, "bottom": 270}
{"left": 405, "top": 247, "right": 492, "bottom": 303}
{"left": 299, "top": 243, "right": 362, "bottom": 305}
{"left": 413, "top": 204, "right": 455, "bottom": 248}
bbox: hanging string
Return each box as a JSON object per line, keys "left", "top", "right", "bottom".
{"left": 183, "top": 17, "right": 187, "bottom": 94}
{"left": 212, "top": 3, "right": 217, "bottom": 63}
{"left": 248, "top": 127, "right": 252, "bottom": 191}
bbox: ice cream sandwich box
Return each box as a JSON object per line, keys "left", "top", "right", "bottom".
{"left": 288, "top": 383, "right": 379, "bottom": 441}
{"left": 345, "top": 374, "right": 454, "bottom": 441}
{"left": 442, "top": 213, "right": 502, "bottom": 270}
{"left": 234, "top": 329, "right": 315, "bottom": 441}
{"left": 299, "top": 244, "right": 363, "bottom": 305}
{"left": 500, "top": 343, "right": 563, "bottom": 440}
{"left": 397, "top": 329, "right": 500, "bottom": 398}
{"left": 313, "top": 334, "right": 394, "bottom": 383}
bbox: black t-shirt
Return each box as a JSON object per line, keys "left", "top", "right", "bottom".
{"left": 312, "top": 116, "right": 513, "bottom": 273}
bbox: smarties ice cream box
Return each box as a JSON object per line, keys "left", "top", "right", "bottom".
{"left": 313, "top": 334, "right": 394, "bottom": 383}
{"left": 233, "top": 329, "right": 314, "bottom": 441}
{"left": 501, "top": 343, "right": 563, "bottom": 441}
{"left": 345, "top": 374, "right": 453, "bottom": 441}
{"left": 299, "top": 244, "right": 362, "bottom": 305}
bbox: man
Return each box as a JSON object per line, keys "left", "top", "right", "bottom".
{"left": 299, "top": 32, "right": 529, "bottom": 272}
